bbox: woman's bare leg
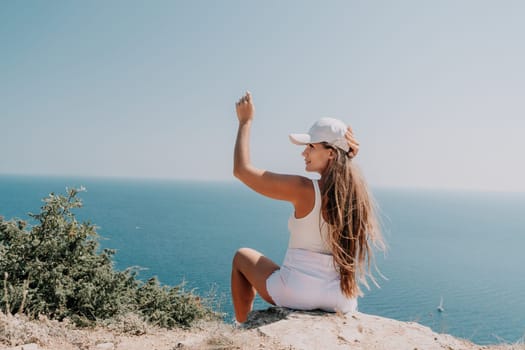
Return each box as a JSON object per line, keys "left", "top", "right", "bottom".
{"left": 231, "top": 247, "right": 280, "bottom": 323}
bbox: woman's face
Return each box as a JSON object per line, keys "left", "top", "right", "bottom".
{"left": 302, "top": 143, "right": 334, "bottom": 174}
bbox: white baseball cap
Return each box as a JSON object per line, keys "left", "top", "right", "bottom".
{"left": 289, "top": 117, "right": 349, "bottom": 152}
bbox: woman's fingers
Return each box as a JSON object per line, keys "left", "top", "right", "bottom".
{"left": 345, "top": 126, "right": 360, "bottom": 158}
{"left": 235, "top": 91, "right": 255, "bottom": 122}
{"left": 236, "top": 92, "right": 251, "bottom": 106}
{"left": 236, "top": 92, "right": 250, "bottom": 104}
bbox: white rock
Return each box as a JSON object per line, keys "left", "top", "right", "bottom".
{"left": 94, "top": 342, "right": 114, "bottom": 350}
{"left": 246, "top": 308, "right": 479, "bottom": 350}
{"left": 6, "top": 344, "right": 40, "bottom": 350}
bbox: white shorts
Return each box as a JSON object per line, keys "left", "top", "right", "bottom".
{"left": 266, "top": 248, "right": 357, "bottom": 313}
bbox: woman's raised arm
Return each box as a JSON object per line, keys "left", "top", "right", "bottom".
{"left": 233, "top": 92, "right": 310, "bottom": 205}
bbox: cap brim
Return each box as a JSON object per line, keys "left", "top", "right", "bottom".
{"left": 289, "top": 133, "right": 311, "bottom": 145}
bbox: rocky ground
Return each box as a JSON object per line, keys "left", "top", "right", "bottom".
{"left": 1, "top": 309, "right": 523, "bottom": 350}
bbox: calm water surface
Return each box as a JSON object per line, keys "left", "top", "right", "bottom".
{"left": 1, "top": 175, "right": 524, "bottom": 345}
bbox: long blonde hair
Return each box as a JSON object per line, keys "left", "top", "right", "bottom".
{"left": 320, "top": 143, "right": 385, "bottom": 298}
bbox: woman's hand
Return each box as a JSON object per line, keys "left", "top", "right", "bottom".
{"left": 345, "top": 126, "right": 360, "bottom": 158}
{"left": 236, "top": 91, "right": 254, "bottom": 124}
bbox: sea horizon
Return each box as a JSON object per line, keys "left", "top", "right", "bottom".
{"left": 1, "top": 172, "right": 524, "bottom": 195}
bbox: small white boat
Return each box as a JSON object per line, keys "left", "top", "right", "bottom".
{"left": 437, "top": 296, "right": 445, "bottom": 312}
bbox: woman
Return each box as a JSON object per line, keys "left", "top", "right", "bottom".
{"left": 232, "top": 91, "right": 385, "bottom": 323}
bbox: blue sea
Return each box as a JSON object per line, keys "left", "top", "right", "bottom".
{"left": 0, "top": 175, "right": 524, "bottom": 345}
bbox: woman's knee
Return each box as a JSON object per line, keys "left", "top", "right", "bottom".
{"left": 232, "top": 247, "right": 258, "bottom": 268}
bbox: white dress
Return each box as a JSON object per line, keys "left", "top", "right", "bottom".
{"left": 265, "top": 180, "right": 357, "bottom": 313}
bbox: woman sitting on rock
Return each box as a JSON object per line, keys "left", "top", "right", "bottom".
{"left": 231, "top": 91, "right": 385, "bottom": 323}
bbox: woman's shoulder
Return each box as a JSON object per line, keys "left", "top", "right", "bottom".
{"left": 290, "top": 175, "right": 316, "bottom": 190}
{"left": 266, "top": 173, "right": 315, "bottom": 201}
{"left": 270, "top": 173, "right": 314, "bottom": 196}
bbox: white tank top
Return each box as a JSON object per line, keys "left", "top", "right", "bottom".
{"left": 288, "top": 180, "right": 331, "bottom": 254}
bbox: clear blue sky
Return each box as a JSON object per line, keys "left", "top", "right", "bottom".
{"left": 2, "top": 1, "right": 524, "bottom": 191}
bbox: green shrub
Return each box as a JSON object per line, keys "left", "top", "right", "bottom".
{"left": 0, "top": 187, "right": 217, "bottom": 328}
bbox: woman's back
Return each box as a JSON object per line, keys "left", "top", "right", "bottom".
{"left": 288, "top": 179, "right": 331, "bottom": 254}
